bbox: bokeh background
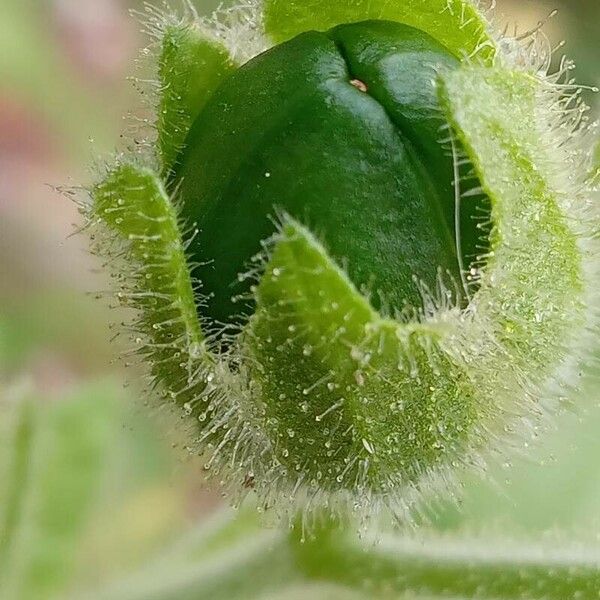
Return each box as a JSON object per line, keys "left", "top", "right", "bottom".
{"left": 0, "top": 1, "right": 599, "bottom": 599}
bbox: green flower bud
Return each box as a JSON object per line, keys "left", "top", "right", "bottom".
{"left": 86, "top": 1, "right": 599, "bottom": 522}
{"left": 175, "top": 20, "right": 487, "bottom": 328}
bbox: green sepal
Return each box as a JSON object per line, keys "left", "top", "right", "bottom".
{"left": 440, "top": 67, "right": 584, "bottom": 378}
{"left": 92, "top": 164, "right": 209, "bottom": 410}
{"left": 244, "top": 218, "right": 477, "bottom": 492}
{"left": 158, "top": 23, "right": 235, "bottom": 175}
{"left": 262, "top": 0, "right": 496, "bottom": 63}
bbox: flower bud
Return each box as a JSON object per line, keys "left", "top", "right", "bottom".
{"left": 176, "top": 20, "right": 487, "bottom": 328}
{"left": 87, "top": 1, "right": 597, "bottom": 521}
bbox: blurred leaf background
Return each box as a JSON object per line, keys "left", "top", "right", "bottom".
{"left": 0, "top": 1, "right": 599, "bottom": 599}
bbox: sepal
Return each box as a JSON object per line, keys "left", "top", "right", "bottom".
{"left": 262, "top": 0, "right": 496, "bottom": 62}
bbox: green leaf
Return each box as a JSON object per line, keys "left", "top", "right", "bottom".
{"left": 0, "top": 379, "right": 198, "bottom": 600}
{"left": 0, "top": 385, "right": 120, "bottom": 599}
{"left": 262, "top": 0, "right": 496, "bottom": 63}
{"left": 244, "top": 219, "right": 478, "bottom": 497}
{"left": 0, "top": 396, "right": 35, "bottom": 592}
{"left": 158, "top": 23, "right": 235, "bottom": 175}
{"left": 91, "top": 164, "right": 210, "bottom": 411}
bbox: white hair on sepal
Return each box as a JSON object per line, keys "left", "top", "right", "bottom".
{"left": 199, "top": 0, "right": 269, "bottom": 64}
{"left": 525, "top": 42, "right": 600, "bottom": 412}
{"left": 453, "top": 0, "right": 600, "bottom": 488}
{"left": 435, "top": 98, "right": 492, "bottom": 304}
{"left": 77, "top": 154, "right": 239, "bottom": 458}
{"left": 134, "top": 0, "right": 267, "bottom": 66}
{"left": 428, "top": 14, "right": 599, "bottom": 520}
{"left": 170, "top": 216, "right": 449, "bottom": 529}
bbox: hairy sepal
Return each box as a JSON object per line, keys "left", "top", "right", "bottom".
{"left": 157, "top": 23, "right": 235, "bottom": 175}
{"left": 262, "top": 0, "right": 496, "bottom": 63}
{"left": 440, "top": 67, "right": 585, "bottom": 389}
{"left": 242, "top": 219, "right": 478, "bottom": 501}
{"left": 90, "top": 164, "right": 214, "bottom": 413}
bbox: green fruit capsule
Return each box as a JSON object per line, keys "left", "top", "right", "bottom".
{"left": 175, "top": 20, "right": 488, "bottom": 329}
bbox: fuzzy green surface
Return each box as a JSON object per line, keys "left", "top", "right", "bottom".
{"left": 235, "top": 68, "right": 586, "bottom": 497}
{"left": 246, "top": 219, "right": 477, "bottom": 492}
{"left": 441, "top": 67, "right": 584, "bottom": 377}
{"left": 158, "top": 24, "right": 235, "bottom": 175}
{"left": 92, "top": 164, "right": 209, "bottom": 410}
